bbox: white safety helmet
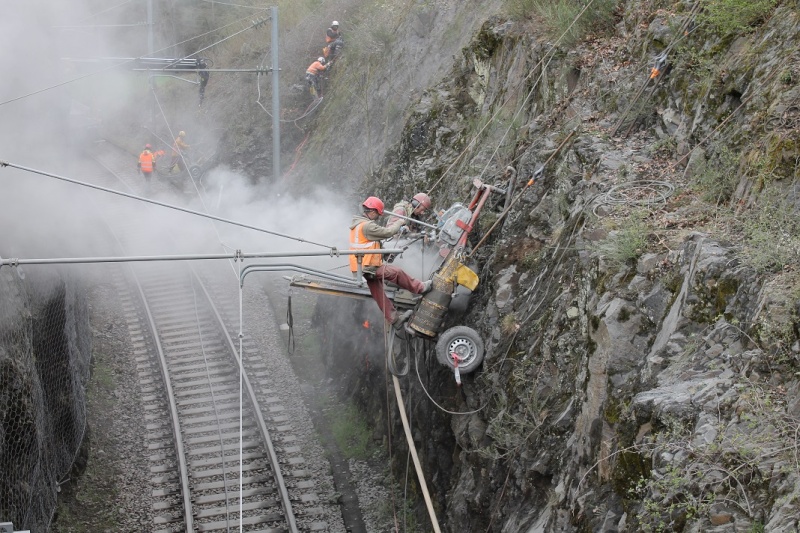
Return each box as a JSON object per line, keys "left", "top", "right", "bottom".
{"left": 332, "top": 21, "right": 339, "bottom": 27}
{"left": 318, "top": 57, "right": 326, "bottom": 64}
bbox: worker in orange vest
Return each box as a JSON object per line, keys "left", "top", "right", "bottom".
{"left": 306, "top": 57, "right": 329, "bottom": 97}
{"left": 325, "top": 21, "right": 341, "bottom": 44}
{"left": 323, "top": 21, "right": 343, "bottom": 61}
{"left": 169, "top": 131, "right": 190, "bottom": 173}
{"left": 349, "top": 196, "right": 432, "bottom": 327}
{"left": 138, "top": 144, "right": 157, "bottom": 190}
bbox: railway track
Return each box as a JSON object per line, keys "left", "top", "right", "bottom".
{"left": 80, "top": 142, "right": 327, "bottom": 531}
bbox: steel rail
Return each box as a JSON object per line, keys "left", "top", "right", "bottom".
{"left": 128, "top": 265, "right": 195, "bottom": 531}
{"left": 90, "top": 142, "right": 300, "bottom": 531}
{"left": 192, "top": 266, "right": 299, "bottom": 532}
{"left": 80, "top": 152, "right": 196, "bottom": 530}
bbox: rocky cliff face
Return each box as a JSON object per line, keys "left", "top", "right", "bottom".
{"left": 321, "top": 1, "right": 800, "bottom": 531}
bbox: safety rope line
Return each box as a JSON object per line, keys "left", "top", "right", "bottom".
{"left": 468, "top": 128, "right": 576, "bottom": 258}
{"left": 391, "top": 375, "right": 442, "bottom": 533}
{"left": 413, "top": 345, "right": 486, "bottom": 416}
{"left": 0, "top": 12, "right": 256, "bottom": 107}
{"left": 426, "top": 0, "right": 600, "bottom": 197}
{"left": 610, "top": 3, "right": 701, "bottom": 137}
{"left": 284, "top": 131, "right": 311, "bottom": 176}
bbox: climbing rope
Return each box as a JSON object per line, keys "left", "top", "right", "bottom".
{"left": 413, "top": 344, "right": 486, "bottom": 416}
{"left": 427, "top": 0, "right": 602, "bottom": 197}
{"left": 468, "top": 128, "right": 577, "bottom": 258}
{"left": 391, "top": 375, "right": 442, "bottom": 533}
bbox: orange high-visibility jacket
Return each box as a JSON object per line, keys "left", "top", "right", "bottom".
{"left": 138, "top": 150, "right": 156, "bottom": 172}
{"left": 349, "top": 221, "right": 382, "bottom": 273}
{"left": 306, "top": 61, "right": 327, "bottom": 76}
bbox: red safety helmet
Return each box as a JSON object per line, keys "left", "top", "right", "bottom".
{"left": 411, "top": 192, "right": 432, "bottom": 211}
{"left": 144, "top": 143, "right": 152, "bottom": 149}
{"left": 362, "top": 196, "right": 385, "bottom": 215}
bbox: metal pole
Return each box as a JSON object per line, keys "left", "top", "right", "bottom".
{"left": 146, "top": 0, "right": 153, "bottom": 54}
{"left": 147, "top": 0, "right": 155, "bottom": 129}
{"left": 385, "top": 210, "right": 439, "bottom": 230}
{"left": 0, "top": 249, "right": 406, "bottom": 268}
{"left": 271, "top": 6, "right": 280, "bottom": 182}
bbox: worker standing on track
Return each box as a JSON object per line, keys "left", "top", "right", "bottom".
{"left": 138, "top": 144, "right": 156, "bottom": 191}
{"left": 169, "top": 131, "right": 190, "bottom": 174}
{"left": 350, "top": 196, "right": 433, "bottom": 327}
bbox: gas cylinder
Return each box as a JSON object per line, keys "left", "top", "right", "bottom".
{"left": 408, "top": 272, "right": 454, "bottom": 338}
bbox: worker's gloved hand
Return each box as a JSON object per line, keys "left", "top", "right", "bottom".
{"left": 398, "top": 225, "right": 409, "bottom": 235}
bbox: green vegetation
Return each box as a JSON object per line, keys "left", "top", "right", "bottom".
{"left": 610, "top": 348, "right": 800, "bottom": 530}
{"left": 592, "top": 211, "right": 649, "bottom": 268}
{"left": 700, "top": 0, "right": 779, "bottom": 37}
{"left": 506, "top": 0, "right": 620, "bottom": 47}
{"left": 331, "top": 405, "right": 373, "bottom": 460}
{"left": 739, "top": 185, "right": 800, "bottom": 273}
{"left": 501, "top": 313, "right": 518, "bottom": 335}
{"left": 690, "top": 146, "right": 740, "bottom": 205}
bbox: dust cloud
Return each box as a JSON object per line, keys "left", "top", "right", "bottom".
{"left": 0, "top": 1, "right": 432, "bottom": 291}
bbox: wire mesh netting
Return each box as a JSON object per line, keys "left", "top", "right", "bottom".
{"left": 0, "top": 265, "right": 91, "bottom": 531}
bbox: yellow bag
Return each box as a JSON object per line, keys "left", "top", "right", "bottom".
{"left": 454, "top": 264, "right": 479, "bottom": 291}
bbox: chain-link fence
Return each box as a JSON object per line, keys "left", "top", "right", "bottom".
{"left": 0, "top": 265, "right": 91, "bottom": 531}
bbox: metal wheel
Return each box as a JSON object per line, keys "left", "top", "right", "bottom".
{"left": 435, "top": 326, "right": 484, "bottom": 374}
{"left": 189, "top": 165, "right": 203, "bottom": 179}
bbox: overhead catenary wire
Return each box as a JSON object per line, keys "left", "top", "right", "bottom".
{"left": 72, "top": 0, "right": 137, "bottom": 24}
{"left": 0, "top": 159, "right": 337, "bottom": 250}
{"left": 164, "top": 15, "right": 270, "bottom": 69}
{"left": 198, "top": 0, "right": 271, "bottom": 10}
{"left": 0, "top": 12, "right": 259, "bottom": 108}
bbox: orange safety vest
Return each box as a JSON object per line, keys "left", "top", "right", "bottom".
{"left": 306, "top": 61, "right": 326, "bottom": 76}
{"left": 349, "top": 221, "right": 382, "bottom": 272}
{"left": 139, "top": 150, "right": 155, "bottom": 172}
{"left": 326, "top": 28, "right": 339, "bottom": 44}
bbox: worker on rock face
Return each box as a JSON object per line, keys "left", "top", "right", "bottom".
{"left": 323, "top": 20, "right": 343, "bottom": 61}
{"left": 326, "top": 20, "right": 341, "bottom": 44}
{"left": 306, "top": 57, "right": 329, "bottom": 97}
{"left": 388, "top": 192, "right": 432, "bottom": 232}
{"left": 350, "top": 196, "right": 433, "bottom": 327}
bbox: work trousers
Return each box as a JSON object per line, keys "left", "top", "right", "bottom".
{"left": 364, "top": 265, "right": 425, "bottom": 323}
